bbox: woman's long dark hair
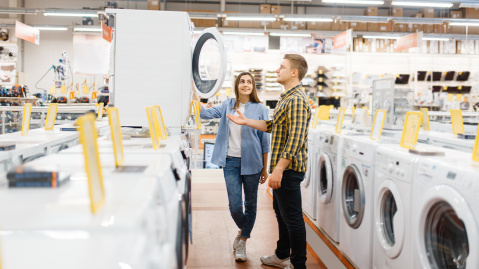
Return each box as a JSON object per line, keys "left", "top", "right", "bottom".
{"left": 233, "top": 72, "right": 261, "bottom": 110}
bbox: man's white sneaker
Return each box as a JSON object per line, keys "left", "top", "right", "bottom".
{"left": 235, "top": 239, "right": 247, "bottom": 262}
{"left": 260, "top": 254, "right": 291, "bottom": 268}
{"left": 233, "top": 230, "right": 242, "bottom": 250}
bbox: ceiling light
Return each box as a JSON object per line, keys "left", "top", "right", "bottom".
{"left": 73, "top": 27, "right": 101, "bottom": 32}
{"left": 282, "top": 17, "right": 333, "bottom": 22}
{"left": 363, "top": 35, "right": 400, "bottom": 39}
{"left": 449, "top": 22, "right": 479, "bottom": 27}
{"left": 322, "top": 0, "right": 384, "bottom": 5}
{"left": 0, "top": 8, "right": 37, "bottom": 15}
{"left": 44, "top": 10, "right": 98, "bottom": 17}
{"left": 459, "top": 3, "right": 479, "bottom": 8}
{"left": 270, "top": 33, "right": 311, "bottom": 37}
{"left": 423, "top": 37, "right": 449, "bottom": 41}
{"left": 225, "top": 16, "right": 276, "bottom": 21}
{"left": 33, "top": 26, "right": 68, "bottom": 31}
{"left": 392, "top": 1, "right": 453, "bottom": 8}
{"left": 223, "top": 31, "right": 265, "bottom": 36}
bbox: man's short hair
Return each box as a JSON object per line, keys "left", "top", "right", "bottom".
{"left": 284, "top": 54, "right": 308, "bottom": 81}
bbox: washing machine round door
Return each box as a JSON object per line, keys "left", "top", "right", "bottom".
{"left": 416, "top": 185, "right": 478, "bottom": 269}
{"left": 192, "top": 28, "right": 228, "bottom": 99}
{"left": 303, "top": 155, "right": 312, "bottom": 188}
{"left": 375, "top": 179, "right": 404, "bottom": 259}
{"left": 341, "top": 164, "right": 365, "bottom": 229}
{"left": 318, "top": 153, "right": 334, "bottom": 204}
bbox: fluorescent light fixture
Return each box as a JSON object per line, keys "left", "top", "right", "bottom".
{"left": 449, "top": 22, "right": 479, "bottom": 27}
{"left": 223, "top": 31, "right": 265, "bottom": 36}
{"left": 44, "top": 11, "right": 98, "bottom": 17}
{"left": 459, "top": 2, "right": 479, "bottom": 8}
{"left": 283, "top": 17, "right": 333, "bottom": 22}
{"left": 392, "top": 1, "right": 452, "bottom": 8}
{"left": 225, "top": 16, "right": 276, "bottom": 21}
{"left": 33, "top": 26, "right": 68, "bottom": 31}
{"left": 423, "top": 37, "right": 449, "bottom": 41}
{"left": 0, "top": 8, "right": 37, "bottom": 14}
{"left": 323, "top": 0, "right": 384, "bottom": 5}
{"left": 270, "top": 33, "right": 311, "bottom": 37}
{"left": 74, "top": 27, "right": 101, "bottom": 32}
{"left": 363, "top": 35, "right": 400, "bottom": 39}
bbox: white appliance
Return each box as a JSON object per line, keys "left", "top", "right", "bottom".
{"left": 419, "top": 130, "right": 476, "bottom": 153}
{"left": 413, "top": 152, "right": 479, "bottom": 269}
{"left": 373, "top": 145, "right": 420, "bottom": 269}
{"left": 301, "top": 128, "right": 320, "bottom": 220}
{"left": 106, "top": 9, "right": 227, "bottom": 134}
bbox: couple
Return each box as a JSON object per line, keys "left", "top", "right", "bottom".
{"left": 194, "top": 54, "right": 311, "bottom": 269}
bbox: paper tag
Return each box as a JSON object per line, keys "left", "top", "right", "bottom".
{"left": 351, "top": 107, "right": 356, "bottom": 119}
{"left": 82, "top": 85, "right": 89, "bottom": 94}
{"left": 107, "top": 108, "right": 124, "bottom": 167}
{"left": 70, "top": 91, "right": 75, "bottom": 99}
{"left": 92, "top": 91, "right": 97, "bottom": 99}
{"left": 447, "top": 93, "right": 454, "bottom": 101}
{"left": 96, "top": 102, "right": 104, "bottom": 121}
{"left": 472, "top": 124, "right": 479, "bottom": 162}
{"left": 44, "top": 103, "right": 58, "bottom": 130}
{"left": 21, "top": 103, "right": 32, "bottom": 136}
{"left": 153, "top": 105, "right": 168, "bottom": 139}
{"left": 450, "top": 109, "right": 465, "bottom": 135}
{"left": 191, "top": 101, "right": 202, "bottom": 129}
{"left": 60, "top": 85, "right": 67, "bottom": 94}
{"left": 335, "top": 108, "right": 346, "bottom": 134}
{"left": 225, "top": 88, "right": 232, "bottom": 97}
{"left": 456, "top": 94, "right": 463, "bottom": 102}
{"left": 50, "top": 86, "right": 56, "bottom": 94}
{"left": 319, "top": 105, "right": 330, "bottom": 121}
{"left": 146, "top": 106, "right": 160, "bottom": 150}
{"left": 311, "top": 107, "right": 320, "bottom": 129}
{"left": 400, "top": 111, "right": 422, "bottom": 149}
{"left": 420, "top": 108, "right": 431, "bottom": 131}
{"left": 370, "top": 109, "right": 386, "bottom": 140}
{"left": 78, "top": 114, "right": 105, "bottom": 214}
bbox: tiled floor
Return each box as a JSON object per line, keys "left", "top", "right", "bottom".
{"left": 187, "top": 169, "right": 323, "bottom": 268}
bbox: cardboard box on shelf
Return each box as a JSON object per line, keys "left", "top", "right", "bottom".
{"left": 368, "top": 23, "right": 379, "bottom": 31}
{"left": 378, "top": 21, "right": 393, "bottom": 32}
{"left": 411, "top": 24, "right": 423, "bottom": 32}
{"left": 147, "top": 0, "right": 160, "bottom": 10}
{"left": 412, "top": 13, "right": 423, "bottom": 18}
{"left": 423, "top": 24, "right": 434, "bottom": 33}
{"left": 389, "top": 7, "right": 403, "bottom": 17}
{"left": 221, "top": 11, "right": 238, "bottom": 27}
{"left": 332, "top": 21, "right": 350, "bottom": 31}
{"left": 450, "top": 11, "right": 462, "bottom": 18}
{"left": 349, "top": 22, "right": 368, "bottom": 31}
{"left": 449, "top": 25, "right": 466, "bottom": 34}
{"left": 185, "top": 10, "right": 216, "bottom": 27}
{"left": 461, "top": 8, "right": 479, "bottom": 19}
{"left": 260, "top": 4, "right": 271, "bottom": 14}
{"left": 271, "top": 5, "right": 281, "bottom": 14}
{"left": 307, "top": 22, "right": 332, "bottom": 30}
{"left": 269, "top": 21, "right": 283, "bottom": 29}
{"left": 239, "top": 21, "right": 261, "bottom": 28}
{"left": 394, "top": 23, "right": 407, "bottom": 32}
{"left": 467, "top": 27, "right": 479, "bottom": 35}
{"left": 288, "top": 21, "right": 306, "bottom": 30}
{"left": 422, "top": 8, "right": 435, "bottom": 18}
{"left": 434, "top": 24, "right": 448, "bottom": 34}
{"left": 365, "top": 7, "right": 378, "bottom": 16}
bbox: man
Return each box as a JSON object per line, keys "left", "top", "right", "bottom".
{"left": 227, "top": 54, "right": 310, "bottom": 269}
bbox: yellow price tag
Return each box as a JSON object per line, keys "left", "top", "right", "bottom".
{"left": 44, "top": 103, "right": 58, "bottom": 130}
{"left": 420, "top": 108, "right": 431, "bottom": 131}
{"left": 472, "top": 124, "right": 479, "bottom": 162}
{"left": 92, "top": 91, "right": 97, "bottom": 99}
{"left": 70, "top": 91, "right": 75, "bottom": 99}
{"left": 318, "top": 105, "right": 330, "bottom": 121}
{"left": 400, "top": 111, "right": 422, "bottom": 149}
{"left": 146, "top": 106, "right": 160, "bottom": 150}
{"left": 50, "top": 86, "right": 56, "bottom": 94}
{"left": 370, "top": 109, "right": 386, "bottom": 140}
{"left": 60, "top": 85, "right": 67, "bottom": 94}
{"left": 456, "top": 94, "right": 463, "bottom": 102}
{"left": 21, "top": 103, "right": 32, "bottom": 136}
{"left": 329, "top": 105, "right": 334, "bottom": 110}
{"left": 226, "top": 88, "right": 232, "bottom": 97}
{"left": 78, "top": 114, "right": 105, "bottom": 214}
{"left": 335, "top": 108, "right": 346, "bottom": 134}
{"left": 191, "top": 101, "right": 202, "bottom": 129}
{"left": 363, "top": 106, "right": 369, "bottom": 116}
{"left": 216, "top": 91, "right": 221, "bottom": 97}
{"left": 96, "top": 102, "right": 104, "bottom": 121}
{"left": 447, "top": 94, "right": 453, "bottom": 101}
{"left": 107, "top": 108, "right": 124, "bottom": 167}
{"left": 82, "top": 85, "right": 89, "bottom": 94}
{"left": 312, "top": 107, "right": 320, "bottom": 129}
{"left": 153, "top": 105, "right": 168, "bottom": 139}
{"left": 450, "top": 109, "right": 465, "bottom": 135}
{"left": 351, "top": 107, "right": 356, "bottom": 119}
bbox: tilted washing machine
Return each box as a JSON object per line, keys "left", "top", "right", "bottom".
{"left": 412, "top": 152, "right": 479, "bottom": 269}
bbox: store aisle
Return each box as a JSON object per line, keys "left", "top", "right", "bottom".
{"left": 187, "top": 169, "right": 324, "bottom": 268}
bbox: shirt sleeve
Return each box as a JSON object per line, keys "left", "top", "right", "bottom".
{"left": 280, "top": 97, "right": 309, "bottom": 160}
{"left": 199, "top": 101, "right": 226, "bottom": 119}
{"left": 259, "top": 106, "right": 271, "bottom": 153}
{"left": 265, "top": 120, "right": 273, "bottom": 133}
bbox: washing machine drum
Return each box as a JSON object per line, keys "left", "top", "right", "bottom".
{"left": 424, "top": 201, "right": 469, "bottom": 269}
{"left": 318, "top": 153, "right": 333, "bottom": 204}
{"left": 342, "top": 165, "right": 365, "bottom": 229}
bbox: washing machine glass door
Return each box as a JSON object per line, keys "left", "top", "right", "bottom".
{"left": 192, "top": 28, "right": 228, "bottom": 99}
{"left": 319, "top": 153, "right": 333, "bottom": 204}
{"left": 342, "top": 165, "right": 365, "bottom": 228}
{"left": 375, "top": 179, "right": 404, "bottom": 258}
{"left": 303, "top": 154, "right": 312, "bottom": 187}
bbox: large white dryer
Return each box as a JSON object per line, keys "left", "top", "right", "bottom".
{"left": 412, "top": 152, "right": 479, "bottom": 269}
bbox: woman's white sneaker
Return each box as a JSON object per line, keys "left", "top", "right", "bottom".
{"left": 233, "top": 230, "right": 242, "bottom": 250}
{"left": 235, "top": 240, "right": 247, "bottom": 262}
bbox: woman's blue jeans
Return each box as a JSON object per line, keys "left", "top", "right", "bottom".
{"left": 223, "top": 156, "right": 261, "bottom": 239}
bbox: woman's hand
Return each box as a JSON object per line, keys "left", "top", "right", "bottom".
{"left": 259, "top": 169, "right": 268, "bottom": 184}
{"left": 227, "top": 110, "right": 248, "bottom": 125}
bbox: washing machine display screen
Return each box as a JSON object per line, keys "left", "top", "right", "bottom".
{"left": 425, "top": 201, "right": 468, "bottom": 269}
{"left": 381, "top": 190, "right": 397, "bottom": 246}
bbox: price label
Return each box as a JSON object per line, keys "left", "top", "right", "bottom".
{"left": 78, "top": 114, "right": 105, "bottom": 214}
{"left": 49, "top": 86, "right": 56, "bottom": 94}
{"left": 92, "top": 91, "right": 97, "bottom": 99}
{"left": 370, "top": 109, "right": 386, "bottom": 140}
{"left": 335, "top": 108, "right": 346, "bottom": 134}
{"left": 191, "top": 101, "right": 202, "bottom": 129}
{"left": 107, "top": 108, "right": 124, "bottom": 167}
{"left": 44, "top": 103, "right": 58, "bottom": 130}
{"left": 312, "top": 107, "right": 320, "bottom": 129}
{"left": 420, "top": 108, "right": 431, "bottom": 131}
{"left": 153, "top": 105, "right": 168, "bottom": 139}
{"left": 450, "top": 109, "right": 465, "bottom": 135}
{"left": 21, "top": 103, "right": 32, "bottom": 136}
{"left": 146, "top": 106, "right": 160, "bottom": 150}
{"left": 96, "top": 102, "right": 104, "bottom": 121}
{"left": 82, "top": 85, "right": 89, "bottom": 94}
{"left": 456, "top": 94, "right": 463, "bottom": 102}
{"left": 447, "top": 93, "right": 454, "bottom": 101}
{"left": 472, "top": 124, "right": 479, "bottom": 162}
{"left": 400, "top": 111, "right": 422, "bottom": 149}
{"left": 351, "top": 106, "right": 356, "bottom": 119}
{"left": 69, "top": 91, "right": 75, "bottom": 99}
{"left": 60, "top": 85, "right": 67, "bottom": 94}
{"left": 318, "top": 105, "right": 330, "bottom": 121}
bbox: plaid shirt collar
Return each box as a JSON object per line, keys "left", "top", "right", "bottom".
{"left": 280, "top": 84, "right": 303, "bottom": 100}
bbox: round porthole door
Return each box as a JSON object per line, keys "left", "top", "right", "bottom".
{"left": 341, "top": 164, "right": 365, "bottom": 229}
{"left": 319, "top": 153, "right": 334, "bottom": 204}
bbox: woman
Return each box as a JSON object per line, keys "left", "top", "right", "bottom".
{"left": 193, "top": 72, "right": 270, "bottom": 262}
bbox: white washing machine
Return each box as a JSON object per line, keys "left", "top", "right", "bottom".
{"left": 413, "top": 152, "right": 479, "bottom": 269}
{"left": 418, "top": 130, "right": 476, "bottom": 153}
{"left": 301, "top": 128, "right": 320, "bottom": 220}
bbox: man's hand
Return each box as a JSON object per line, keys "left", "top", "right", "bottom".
{"left": 259, "top": 169, "right": 268, "bottom": 184}
{"left": 226, "top": 110, "right": 248, "bottom": 125}
{"left": 268, "top": 169, "right": 283, "bottom": 189}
